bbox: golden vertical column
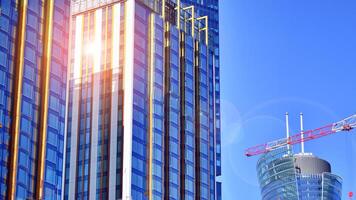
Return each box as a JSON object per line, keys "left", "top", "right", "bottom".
{"left": 183, "top": 6, "right": 195, "bottom": 37}
{"left": 176, "top": 0, "right": 181, "bottom": 29}
{"left": 7, "top": 0, "right": 28, "bottom": 199}
{"left": 35, "top": 0, "right": 54, "bottom": 199}
{"left": 161, "top": 0, "right": 165, "bottom": 19}
{"left": 147, "top": 13, "right": 155, "bottom": 200}
{"left": 197, "top": 16, "right": 209, "bottom": 46}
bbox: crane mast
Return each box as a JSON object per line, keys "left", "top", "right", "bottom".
{"left": 245, "top": 114, "right": 356, "bottom": 157}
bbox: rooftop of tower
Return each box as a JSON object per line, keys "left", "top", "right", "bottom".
{"left": 70, "top": 0, "right": 209, "bottom": 44}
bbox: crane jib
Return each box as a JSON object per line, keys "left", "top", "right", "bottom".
{"left": 245, "top": 114, "right": 356, "bottom": 157}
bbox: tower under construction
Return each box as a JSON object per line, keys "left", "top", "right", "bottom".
{"left": 247, "top": 113, "right": 356, "bottom": 200}
{"left": 257, "top": 147, "right": 342, "bottom": 200}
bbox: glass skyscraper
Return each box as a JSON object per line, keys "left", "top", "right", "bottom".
{"left": 257, "top": 147, "right": 342, "bottom": 200}
{"left": 64, "top": 0, "right": 221, "bottom": 199}
{"left": 0, "top": 0, "right": 70, "bottom": 199}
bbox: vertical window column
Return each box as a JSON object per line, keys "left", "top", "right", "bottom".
{"left": 108, "top": 3, "right": 121, "bottom": 199}
{"left": 89, "top": 8, "right": 102, "bottom": 200}
{"left": 67, "top": 14, "right": 83, "bottom": 200}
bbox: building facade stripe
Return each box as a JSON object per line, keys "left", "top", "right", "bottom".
{"left": 75, "top": 13, "right": 91, "bottom": 198}
{"left": 99, "top": 7, "right": 109, "bottom": 199}
{"left": 7, "top": 1, "right": 28, "bottom": 199}
{"left": 68, "top": 14, "right": 84, "bottom": 200}
{"left": 108, "top": 4, "right": 121, "bottom": 199}
{"left": 89, "top": 8, "right": 103, "bottom": 200}
{"left": 122, "top": 0, "right": 135, "bottom": 198}
{"left": 163, "top": 21, "right": 171, "bottom": 200}
{"left": 194, "top": 40, "right": 201, "bottom": 200}
{"left": 62, "top": 3, "right": 74, "bottom": 198}
{"left": 179, "top": 31, "right": 186, "bottom": 200}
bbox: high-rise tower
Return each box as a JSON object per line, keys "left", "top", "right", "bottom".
{"left": 257, "top": 147, "right": 342, "bottom": 200}
{"left": 0, "top": 0, "right": 70, "bottom": 199}
{"left": 64, "top": 0, "right": 221, "bottom": 200}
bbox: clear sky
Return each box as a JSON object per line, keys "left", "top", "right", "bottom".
{"left": 219, "top": 0, "right": 356, "bottom": 199}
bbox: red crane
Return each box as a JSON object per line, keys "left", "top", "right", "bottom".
{"left": 245, "top": 114, "right": 356, "bottom": 157}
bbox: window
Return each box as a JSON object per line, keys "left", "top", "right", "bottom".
{"left": 26, "top": 29, "right": 37, "bottom": 46}
{"left": 50, "top": 78, "right": 61, "bottom": 94}
{"left": 154, "top": 103, "right": 162, "bottom": 114}
{"left": 154, "top": 87, "right": 162, "bottom": 101}
{"left": 185, "top": 179, "right": 194, "bottom": 191}
{"left": 0, "top": 51, "right": 7, "bottom": 67}
{"left": 22, "top": 82, "right": 33, "bottom": 99}
{"left": 45, "top": 166, "right": 56, "bottom": 185}
{"left": 44, "top": 187, "right": 55, "bottom": 199}
{"left": 134, "top": 79, "right": 146, "bottom": 94}
{"left": 24, "top": 46, "right": 36, "bottom": 63}
{"left": 0, "top": 17, "right": 10, "bottom": 32}
{"left": 48, "top": 113, "right": 59, "bottom": 129}
{"left": 134, "top": 48, "right": 146, "bottom": 65}
{"left": 21, "top": 101, "right": 32, "bottom": 117}
{"left": 133, "top": 124, "right": 145, "bottom": 140}
{"left": 186, "top": 135, "right": 194, "bottom": 147}
{"left": 20, "top": 117, "right": 31, "bottom": 133}
{"left": 46, "top": 148, "right": 57, "bottom": 164}
{"left": 132, "top": 156, "right": 145, "bottom": 172}
{"left": 169, "top": 186, "right": 178, "bottom": 198}
{"left": 154, "top": 118, "right": 162, "bottom": 131}
{"left": 154, "top": 132, "right": 162, "bottom": 146}
{"left": 133, "top": 109, "right": 145, "bottom": 124}
{"left": 170, "top": 156, "right": 178, "bottom": 169}
{"left": 132, "top": 172, "right": 144, "bottom": 188}
{"left": 50, "top": 95, "right": 59, "bottom": 111}
{"left": 0, "top": 32, "right": 8, "bottom": 48}
{"left": 153, "top": 180, "right": 162, "bottom": 193}
{"left": 132, "top": 141, "right": 145, "bottom": 157}
{"left": 154, "top": 71, "right": 163, "bottom": 85}
{"left": 16, "top": 185, "right": 26, "bottom": 199}
{"left": 19, "top": 151, "right": 28, "bottom": 167}
{"left": 186, "top": 149, "right": 194, "bottom": 161}
{"left": 170, "top": 142, "right": 178, "bottom": 155}
{"left": 170, "top": 67, "right": 179, "bottom": 81}
{"left": 169, "top": 126, "right": 178, "bottom": 138}
{"left": 24, "top": 64, "right": 34, "bottom": 81}
{"left": 20, "top": 135, "right": 30, "bottom": 150}
{"left": 153, "top": 163, "right": 162, "bottom": 177}
{"left": 155, "top": 57, "right": 163, "bottom": 71}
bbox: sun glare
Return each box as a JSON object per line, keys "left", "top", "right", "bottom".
{"left": 73, "top": 15, "right": 83, "bottom": 84}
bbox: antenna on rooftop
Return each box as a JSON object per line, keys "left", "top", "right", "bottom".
{"left": 285, "top": 112, "right": 291, "bottom": 153}
{"left": 300, "top": 112, "right": 305, "bottom": 154}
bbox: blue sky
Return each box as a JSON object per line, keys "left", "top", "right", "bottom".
{"left": 219, "top": 0, "right": 356, "bottom": 199}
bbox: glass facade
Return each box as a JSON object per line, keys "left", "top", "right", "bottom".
{"left": 257, "top": 147, "right": 342, "bottom": 200}
{"left": 179, "top": 0, "right": 222, "bottom": 199}
{"left": 297, "top": 173, "right": 342, "bottom": 200}
{"left": 65, "top": 0, "right": 221, "bottom": 199}
{"left": 180, "top": 0, "right": 221, "bottom": 177}
{"left": 165, "top": 24, "right": 181, "bottom": 200}
{"left": 0, "top": 0, "right": 70, "bottom": 199}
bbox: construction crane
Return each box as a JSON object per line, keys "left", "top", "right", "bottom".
{"left": 245, "top": 113, "right": 356, "bottom": 157}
